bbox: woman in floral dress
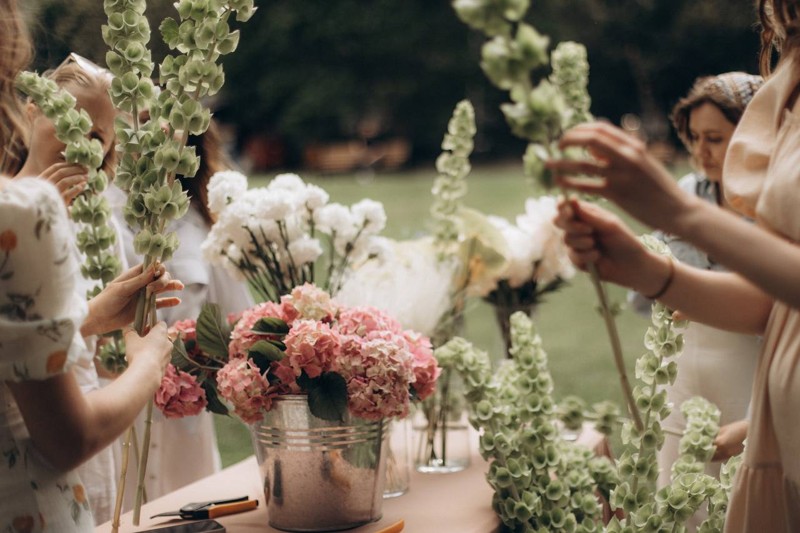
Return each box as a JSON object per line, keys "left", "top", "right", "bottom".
{"left": 0, "top": 1, "right": 179, "bottom": 530}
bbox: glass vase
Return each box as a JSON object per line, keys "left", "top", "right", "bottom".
{"left": 412, "top": 370, "right": 470, "bottom": 473}
{"left": 383, "top": 417, "right": 411, "bottom": 498}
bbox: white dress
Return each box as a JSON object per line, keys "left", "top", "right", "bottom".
{"left": 107, "top": 191, "right": 253, "bottom": 503}
{"left": 0, "top": 178, "right": 95, "bottom": 532}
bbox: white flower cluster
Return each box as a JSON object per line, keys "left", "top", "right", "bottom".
{"left": 201, "top": 171, "right": 387, "bottom": 301}
{"left": 335, "top": 237, "right": 458, "bottom": 337}
{"left": 475, "top": 196, "right": 574, "bottom": 297}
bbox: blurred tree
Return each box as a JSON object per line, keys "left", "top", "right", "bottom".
{"left": 26, "top": 0, "right": 175, "bottom": 71}
{"left": 24, "top": 0, "right": 760, "bottom": 165}
{"left": 534, "top": 0, "right": 760, "bottom": 141}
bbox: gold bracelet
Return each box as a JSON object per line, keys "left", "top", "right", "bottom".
{"left": 645, "top": 256, "right": 675, "bottom": 300}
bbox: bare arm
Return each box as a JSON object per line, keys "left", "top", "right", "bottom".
{"left": 7, "top": 324, "right": 171, "bottom": 471}
{"left": 672, "top": 196, "right": 800, "bottom": 311}
{"left": 557, "top": 200, "right": 774, "bottom": 334}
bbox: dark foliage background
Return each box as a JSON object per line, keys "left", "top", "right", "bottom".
{"left": 26, "top": 0, "right": 760, "bottom": 166}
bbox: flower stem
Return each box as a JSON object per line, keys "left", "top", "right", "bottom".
{"left": 586, "top": 261, "right": 643, "bottom": 431}
{"left": 111, "top": 427, "right": 134, "bottom": 533}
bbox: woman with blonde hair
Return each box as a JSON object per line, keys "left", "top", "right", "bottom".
{"left": 550, "top": 0, "right": 800, "bottom": 529}
{"left": 0, "top": 0, "right": 31, "bottom": 175}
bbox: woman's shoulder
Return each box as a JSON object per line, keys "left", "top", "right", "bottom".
{"left": 0, "top": 177, "right": 87, "bottom": 381}
{"left": 0, "top": 177, "right": 64, "bottom": 213}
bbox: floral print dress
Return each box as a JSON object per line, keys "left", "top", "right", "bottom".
{"left": 0, "top": 178, "right": 94, "bottom": 532}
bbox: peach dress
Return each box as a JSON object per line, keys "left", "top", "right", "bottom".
{"left": 723, "top": 50, "right": 800, "bottom": 532}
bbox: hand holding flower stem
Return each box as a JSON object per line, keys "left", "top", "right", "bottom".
{"left": 452, "top": 0, "right": 643, "bottom": 431}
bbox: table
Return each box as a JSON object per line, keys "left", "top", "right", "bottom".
{"left": 97, "top": 428, "right": 608, "bottom": 533}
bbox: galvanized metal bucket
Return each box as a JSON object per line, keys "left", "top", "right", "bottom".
{"left": 250, "top": 395, "right": 389, "bottom": 532}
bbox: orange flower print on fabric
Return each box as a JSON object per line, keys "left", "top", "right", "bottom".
{"left": 0, "top": 229, "right": 17, "bottom": 252}
{"left": 11, "top": 515, "right": 34, "bottom": 533}
{"left": 46, "top": 350, "right": 68, "bottom": 374}
{"left": 72, "top": 483, "right": 87, "bottom": 504}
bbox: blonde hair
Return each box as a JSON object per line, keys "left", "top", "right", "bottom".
{"left": 759, "top": 0, "right": 800, "bottom": 75}
{"left": 45, "top": 62, "right": 117, "bottom": 176}
{"left": 0, "top": 0, "right": 32, "bottom": 175}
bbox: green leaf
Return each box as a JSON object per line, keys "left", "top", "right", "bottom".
{"left": 252, "top": 317, "right": 290, "bottom": 336}
{"left": 305, "top": 372, "right": 348, "bottom": 422}
{"left": 248, "top": 340, "right": 285, "bottom": 373}
{"left": 248, "top": 340, "right": 285, "bottom": 362}
{"left": 170, "top": 337, "right": 194, "bottom": 372}
{"left": 202, "top": 380, "right": 229, "bottom": 416}
{"left": 196, "top": 302, "right": 231, "bottom": 359}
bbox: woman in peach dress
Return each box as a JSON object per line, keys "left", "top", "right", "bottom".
{"left": 549, "top": 1, "right": 800, "bottom": 530}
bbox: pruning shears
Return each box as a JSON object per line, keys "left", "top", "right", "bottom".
{"left": 150, "top": 496, "right": 258, "bottom": 520}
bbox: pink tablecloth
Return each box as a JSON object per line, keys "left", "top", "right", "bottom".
{"left": 96, "top": 427, "right": 608, "bottom": 533}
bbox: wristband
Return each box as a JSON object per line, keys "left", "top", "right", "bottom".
{"left": 645, "top": 256, "right": 675, "bottom": 300}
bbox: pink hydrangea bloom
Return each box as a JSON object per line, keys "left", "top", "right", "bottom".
{"left": 155, "top": 364, "right": 208, "bottom": 419}
{"left": 284, "top": 319, "right": 342, "bottom": 378}
{"left": 337, "top": 306, "right": 403, "bottom": 338}
{"left": 334, "top": 335, "right": 414, "bottom": 420}
{"left": 403, "top": 331, "right": 440, "bottom": 401}
{"left": 228, "top": 301, "right": 286, "bottom": 358}
{"left": 280, "top": 283, "right": 339, "bottom": 324}
{"left": 216, "top": 358, "right": 276, "bottom": 424}
{"left": 170, "top": 319, "right": 200, "bottom": 357}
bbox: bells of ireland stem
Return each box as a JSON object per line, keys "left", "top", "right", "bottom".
{"left": 453, "top": 0, "right": 519, "bottom": 37}
{"left": 480, "top": 24, "right": 549, "bottom": 92}
{"left": 501, "top": 80, "right": 568, "bottom": 144}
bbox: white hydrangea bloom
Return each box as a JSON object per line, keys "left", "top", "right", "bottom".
{"left": 207, "top": 170, "right": 249, "bottom": 216}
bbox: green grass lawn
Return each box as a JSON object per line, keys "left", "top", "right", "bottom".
{"left": 215, "top": 161, "right": 664, "bottom": 466}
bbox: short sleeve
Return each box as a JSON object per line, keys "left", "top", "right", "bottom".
{"left": 0, "top": 178, "right": 88, "bottom": 381}
{"left": 756, "top": 108, "right": 800, "bottom": 241}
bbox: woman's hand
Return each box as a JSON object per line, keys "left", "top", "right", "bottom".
{"left": 712, "top": 419, "right": 748, "bottom": 462}
{"left": 124, "top": 321, "right": 173, "bottom": 387}
{"left": 547, "top": 122, "right": 697, "bottom": 233}
{"left": 555, "top": 199, "right": 672, "bottom": 296}
{"left": 81, "top": 263, "right": 183, "bottom": 337}
{"left": 39, "top": 162, "right": 88, "bottom": 206}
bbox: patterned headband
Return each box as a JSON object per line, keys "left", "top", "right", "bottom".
{"left": 708, "top": 72, "right": 764, "bottom": 110}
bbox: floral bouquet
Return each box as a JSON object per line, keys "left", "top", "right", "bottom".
{"left": 155, "top": 283, "right": 440, "bottom": 424}
{"left": 475, "top": 196, "right": 575, "bottom": 355}
{"left": 201, "top": 171, "right": 389, "bottom": 302}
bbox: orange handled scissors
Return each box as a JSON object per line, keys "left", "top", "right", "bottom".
{"left": 151, "top": 496, "right": 259, "bottom": 520}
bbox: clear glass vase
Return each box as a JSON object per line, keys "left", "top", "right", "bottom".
{"left": 383, "top": 417, "right": 411, "bottom": 498}
{"left": 412, "top": 370, "right": 470, "bottom": 473}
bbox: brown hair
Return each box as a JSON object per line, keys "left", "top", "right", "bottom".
{"left": 179, "top": 119, "right": 233, "bottom": 226}
{"left": 758, "top": 0, "right": 800, "bottom": 75}
{"left": 46, "top": 62, "right": 117, "bottom": 177}
{"left": 671, "top": 72, "right": 764, "bottom": 149}
{"left": 0, "top": 0, "right": 32, "bottom": 175}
